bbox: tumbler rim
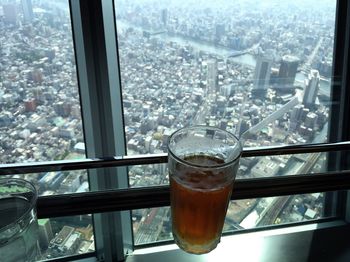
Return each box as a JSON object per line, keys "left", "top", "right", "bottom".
{"left": 0, "top": 178, "right": 38, "bottom": 233}
{"left": 167, "top": 125, "right": 242, "bottom": 169}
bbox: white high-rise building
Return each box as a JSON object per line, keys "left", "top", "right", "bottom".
{"left": 207, "top": 59, "right": 217, "bottom": 93}
{"left": 38, "top": 218, "right": 54, "bottom": 249}
{"left": 253, "top": 57, "right": 272, "bottom": 95}
{"left": 22, "top": 0, "right": 33, "bottom": 23}
{"left": 303, "top": 69, "right": 320, "bottom": 107}
{"left": 3, "top": 4, "right": 18, "bottom": 24}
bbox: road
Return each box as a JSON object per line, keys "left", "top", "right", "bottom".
{"left": 193, "top": 100, "right": 210, "bottom": 124}
{"left": 301, "top": 37, "right": 324, "bottom": 72}
{"left": 235, "top": 92, "right": 248, "bottom": 137}
{"left": 255, "top": 150, "right": 322, "bottom": 226}
{"left": 256, "top": 196, "right": 291, "bottom": 226}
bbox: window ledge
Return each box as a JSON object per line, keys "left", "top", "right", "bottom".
{"left": 127, "top": 221, "right": 350, "bottom": 262}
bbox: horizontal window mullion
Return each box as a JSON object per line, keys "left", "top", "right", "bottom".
{"left": 1, "top": 141, "right": 350, "bottom": 176}
{"left": 37, "top": 170, "right": 350, "bottom": 218}
{"left": 0, "top": 154, "right": 168, "bottom": 176}
{"left": 37, "top": 252, "right": 96, "bottom": 262}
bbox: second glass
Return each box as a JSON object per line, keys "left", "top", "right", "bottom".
{"left": 0, "top": 178, "right": 39, "bottom": 262}
{"left": 168, "top": 126, "right": 242, "bottom": 254}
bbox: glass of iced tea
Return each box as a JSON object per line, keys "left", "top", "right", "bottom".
{"left": 168, "top": 126, "right": 242, "bottom": 254}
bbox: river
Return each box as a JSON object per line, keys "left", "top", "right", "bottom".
{"left": 153, "top": 34, "right": 257, "bottom": 67}
{"left": 117, "top": 20, "right": 256, "bottom": 65}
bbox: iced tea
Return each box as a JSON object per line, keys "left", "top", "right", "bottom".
{"left": 168, "top": 126, "right": 241, "bottom": 254}
{"left": 170, "top": 155, "right": 235, "bottom": 254}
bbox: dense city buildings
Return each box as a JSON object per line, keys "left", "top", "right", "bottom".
{"left": 115, "top": 0, "right": 333, "bottom": 245}
{"left": 0, "top": 0, "right": 336, "bottom": 257}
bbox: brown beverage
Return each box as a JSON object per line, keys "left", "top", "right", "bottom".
{"left": 170, "top": 155, "right": 234, "bottom": 254}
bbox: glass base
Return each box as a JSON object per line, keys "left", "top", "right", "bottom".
{"left": 173, "top": 233, "right": 220, "bottom": 255}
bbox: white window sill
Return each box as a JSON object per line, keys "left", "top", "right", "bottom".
{"left": 127, "top": 221, "right": 350, "bottom": 262}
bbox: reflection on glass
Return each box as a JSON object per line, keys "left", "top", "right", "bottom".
{"left": 131, "top": 152, "right": 330, "bottom": 245}
{"left": 133, "top": 207, "right": 171, "bottom": 245}
{"left": 227, "top": 194, "right": 325, "bottom": 230}
{"left": 129, "top": 164, "right": 168, "bottom": 187}
{"left": 238, "top": 152, "right": 329, "bottom": 179}
{"left": 38, "top": 215, "right": 94, "bottom": 260}
{"left": 134, "top": 193, "right": 326, "bottom": 245}
{"left": 128, "top": 151, "right": 330, "bottom": 189}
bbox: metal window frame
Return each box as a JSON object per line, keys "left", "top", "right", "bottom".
{"left": 34, "top": 170, "right": 350, "bottom": 218}
{"left": 326, "top": 0, "right": 350, "bottom": 217}
{"left": 2, "top": 0, "right": 349, "bottom": 261}
{"left": 1, "top": 141, "right": 350, "bottom": 175}
{"left": 0, "top": 142, "right": 349, "bottom": 219}
{"left": 70, "top": 0, "right": 132, "bottom": 260}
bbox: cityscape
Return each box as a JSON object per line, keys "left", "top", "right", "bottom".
{"left": 116, "top": 0, "right": 333, "bottom": 244}
{"left": 0, "top": 0, "right": 337, "bottom": 259}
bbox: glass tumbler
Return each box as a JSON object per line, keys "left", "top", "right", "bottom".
{"left": 0, "top": 178, "right": 39, "bottom": 262}
{"left": 168, "top": 126, "right": 242, "bottom": 254}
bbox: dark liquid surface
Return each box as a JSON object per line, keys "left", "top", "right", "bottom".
{"left": 0, "top": 196, "right": 31, "bottom": 229}
{"left": 184, "top": 154, "right": 225, "bottom": 167}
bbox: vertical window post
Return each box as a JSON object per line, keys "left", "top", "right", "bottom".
{"left": 70, "top": 0, "right": 132, "bottom": 260}
{"left": 327, "top": 0, "right": 350, "bottom": 218}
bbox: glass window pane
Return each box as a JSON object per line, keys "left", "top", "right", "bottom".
{"left": 114, "top": 0, "right": 337, "bottom": 155}
{"left": 238, "top": 151, "right": 329, "bottom": 178}
{"left": 133, "top": 192, "right": 330, "bottom": 246}
{"left": 38, "top": 215, "right": 94, "bottom": 260}
{"left": 127, "top": 153, "right": 342, "bottom": 246}
{"left": 9, "top": 170, "right": 88, "bottom": 195}
{"left": 127, "top": 151, "right": 339, "bottom": 188}
{"left": 133, "top": 207, "right": 172, "bottom": 245}
{"left": 113, "top": 0, "right": 339, "bottom": 247}
{"left": 0, "top": 0, "right": 86, "bottom": 164}
{"left": 129, "top": 164, "right": 168, "bottom": 187}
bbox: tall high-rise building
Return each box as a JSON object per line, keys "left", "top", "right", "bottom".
{"left": 215, "top": 23, "right": 225, "bottom": 43}
{"left": 290, "top": 104, "right": 304, "bottom": 123}
{"left": 22, "top": 0, "right": 34, "bottom": 23}
{"left": 238, "top": 117, "right": 251, "bottom": 136}
{"left": 289, "top": 104, "right": 304, "bottom": 131}
{"left": 161, "top": 8, "right": 168, "bottom": 26}
{"left": 305, "top": 112, "right": 318, "bottom": 129}
{"left": 207, "top": 59, "right": 217, "bottom": 93}
{"left": 3, "top": 4, "right": 18, "bottom": 24}
{"left": 303, "top": 69, "right": 320, "bottom": 107}
{"left": 278, "top": 55, "right": 299, "bottom": 90}
{"left": 253, "top": 57, "right": 272, "bottom": 96}
{"left": 38, "top": 218, "right": 54, "bottom": 249}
